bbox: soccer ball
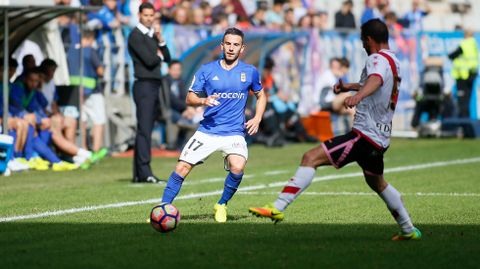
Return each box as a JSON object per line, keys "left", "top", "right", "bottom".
{"left": 150, "top": 203, "right": 180, "bottom": 233}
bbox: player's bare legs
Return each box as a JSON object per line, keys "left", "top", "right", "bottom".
{"left": 174, "top": 161, "right": 193, "bottom": 178}
{"left": 63, "top": 116, "right": 77, "bottom": 144}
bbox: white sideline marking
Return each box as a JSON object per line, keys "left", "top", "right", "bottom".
{"left": 238, "top": 191, "right": 480, "bottom": 197}
{"left": 1, "top": 157, "right": 479, "bottom": 223}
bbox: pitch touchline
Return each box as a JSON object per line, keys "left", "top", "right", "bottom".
{"left": 1, "top": 157, "right": 479, "bottom": 222}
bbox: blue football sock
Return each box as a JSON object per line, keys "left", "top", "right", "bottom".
{"left": 33, "top": 137, "right": 61, "bottom": 163}
{"left": 161, "top": 172, "right": 185, "bottom": 204}
{"left": 8, "top": 130, "right": 20, "bottom": 158}
{"left": 39, "top": 130, "right": 52, "bottom": 144}
{"left": 23, "top": 125, "right": 35, "bottom": 160}
{"left": 218, "top": 172, "right": 243, "bottom": 205}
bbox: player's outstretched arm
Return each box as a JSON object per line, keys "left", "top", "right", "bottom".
{"left": 246, "top": 89, "right": 267, "bottom": 136}
{"left": 344, "top": 75, "right": 382, "bottom": 108}
{"left": 186, "top": 92, "right": 220, "bottom": 107}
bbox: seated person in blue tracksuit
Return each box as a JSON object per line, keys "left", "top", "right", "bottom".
{"left": 10, "top": 67, "right": 78, "bottom": 171}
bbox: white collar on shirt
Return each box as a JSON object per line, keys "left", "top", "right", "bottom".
{"left": 136, "top": 23, "right": 154, "bottom": 38}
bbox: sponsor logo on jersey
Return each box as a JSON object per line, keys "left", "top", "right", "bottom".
{"left": 212, "top": 75, "right": 220, "bottom": 81}
{"left": 213, "top": 92, "right": 245, "bottom": 99}
{"left": 240, "top": 72, "right": 246, "bottom": 82}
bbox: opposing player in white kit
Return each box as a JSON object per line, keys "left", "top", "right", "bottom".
{"left": 249, "top": 19, "right": 421, "bottom": 240}
{"left": 161, "top": 27, "right": 267, "bottom": 222}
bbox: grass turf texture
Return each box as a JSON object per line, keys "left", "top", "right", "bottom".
{"left": 1, "top": 138, "right": 479, "bottom": 268}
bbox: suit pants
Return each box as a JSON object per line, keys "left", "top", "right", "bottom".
{"left": 133, "top": 79, "right": 161, "bottom": 180}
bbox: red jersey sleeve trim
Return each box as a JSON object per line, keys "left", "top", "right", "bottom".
{"left": 368, "top": 73, "right": 384, "bottom": 86}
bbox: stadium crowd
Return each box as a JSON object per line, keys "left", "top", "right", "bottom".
{"left": 4, "top": 0, "right": 473, "bottom": 175}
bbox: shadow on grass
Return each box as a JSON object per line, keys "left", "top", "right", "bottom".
{"left": 0, "top": 222, "right": 478, "bottom": 269}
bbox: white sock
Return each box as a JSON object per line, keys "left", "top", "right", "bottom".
{"left": 274, "top": 166, "right": 315, "bottom": 212}
{"left": 379, "top": 184, "right": 414, "bottom": 233}
{"left": 77, "top": 148, "right": 92, "bottom": 159}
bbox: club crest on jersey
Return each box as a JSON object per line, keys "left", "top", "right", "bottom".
{"left": 240, "top": 72, "right": 246, "bottom": 82}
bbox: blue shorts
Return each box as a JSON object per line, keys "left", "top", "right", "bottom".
{"left": 321, "top": 130, "right": 387, "bottom": 175}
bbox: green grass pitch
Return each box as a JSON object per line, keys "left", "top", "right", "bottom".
{"left": 1, "top": 138, "right": 479, "bottom": 268}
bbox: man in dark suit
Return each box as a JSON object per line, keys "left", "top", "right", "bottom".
{"left": 128, "top": 2, "right": 171, "bottom": 183}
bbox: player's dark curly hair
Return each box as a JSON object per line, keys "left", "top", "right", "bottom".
{"left": 361, "top": 18, "right": 389, "bottom": 44}
{"left": 222, "top": 27, "right": 244, "bottom": 43}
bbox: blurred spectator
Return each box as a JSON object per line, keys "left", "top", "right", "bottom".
{"left": 299, "top": 57, "right": 352, "bottom": 120}
{"left": 212, "top": 0, "right": 236, "bottom": 25}
{"left": 199, "top": 1, "right": 213, "bottom": 25}
{"left": 267, "top": 57, "right": 318, "bottom": 143}
{"left": 39, "top": 59, "right": 77, "bottom": 145}
{"left": 172, "top": 6, "right": 190, "bottom": 25}
{"left": 377, "top": 2, "right": 391, "bottom": 21}
{"left": 318, "top": 58, "right": 354, "bottom": 131}
{"left": 212, "top": 13, "right": 229, "bottom": 35}
{"left": 255, "top": 56, "right": 285, "bottom": 147}
{"left": 402, "top": 0, "right": 429, "bottom": 38}
{"left": 67, "top": 30, "right": 108, "bottom": 157}
{"left": 361, "top": 0, "right": 381, "bottom": 25}
{"left": 0, "top": 58, "right": 31, "bottom": 172}
{"left": 283, "top": 8, "right": 296, "bottom": 28}
{"left": 298, "top": 14, "right": 312, "bottom": 29}
{"left": 13, "top": 40, "right": 44, "bottom": 78}
{"left": 312, "top": 11, "right": 329, "bottom": 31}
{"left": 150, "top": 0, "right": 179, "bottom": 11}
{"left": 384, "top": 11, "right": 408, "bottom": 55}
{"left": 334, "top": 0, "right": 356, "bottom": 30}
{"left": 249, "top": 6, "right": 267, "bottom": 27}
{"left": 190, "top": 7, "right": 210, "bottom": 39}
{"left": 265, "top": 0, "right": 284, "bottom": 29}
{"left": 288, "top": 0, "right": 307, "bottom": 25}
{"left": 162, "top": 60, "right": 201, "bottom": 150}
{"left": 10, "top": 68, "right": 81, "bottom": 171}
{"left": 38, "top": 59, "right": 58, "bottom": 115}
{"left": 448, "top": 29, "right": 479, "bottom": 118}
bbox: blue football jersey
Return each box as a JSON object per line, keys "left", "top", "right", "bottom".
{"left": 189, "top": 60, "right": 263, "bottom": 136}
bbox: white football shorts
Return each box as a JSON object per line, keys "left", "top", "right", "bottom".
{"left": 179, "top": 131, "right": 248, "bottom": 165}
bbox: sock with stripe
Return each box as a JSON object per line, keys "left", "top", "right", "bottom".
{"left": 274, "top": 166, "right": 315, "bottom": 211}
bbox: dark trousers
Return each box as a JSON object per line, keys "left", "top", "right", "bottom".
{"left": 456, "top": 75, "right": 476, "bottom": 118}
{"left": 133, "top": 79, "right": 161, "bottom": 180}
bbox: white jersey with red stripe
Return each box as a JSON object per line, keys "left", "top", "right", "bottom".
{"left": 352, "top": 49, "right": 400, "bottom": 149}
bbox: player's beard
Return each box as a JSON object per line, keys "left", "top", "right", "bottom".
{"left": 223, "top": 52, "right": 240, "bottom": 65}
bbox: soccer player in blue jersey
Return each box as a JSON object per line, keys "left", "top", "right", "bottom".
{"left": 161, "top": 27, "right": 267, "bottom": 222}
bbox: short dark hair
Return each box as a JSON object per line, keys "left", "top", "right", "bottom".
{"left": 340, "top": 57, "right": 350, "bottom": 68}
{"left": 22, "top": 54, "right": 35, "bottom": 66}
{"left": 82, "top": 29, "right": 96, "bottom": 39}
{"left": 40, "top": 58, "right": 58, "bottom": 70}
{"left": 361, "top": 18, "right": 389, "bottom": 44}
{"left": 139, "top": 2, "right": 154, "bottom": 13}
{"left": 168, "top": 59, "right": 181, "bottom": 68}
{"left": 222, "top": 27, "right": 244, "bottom": 43}
{"left": 24, "top": 67, "right": 42, "bottom": 77}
